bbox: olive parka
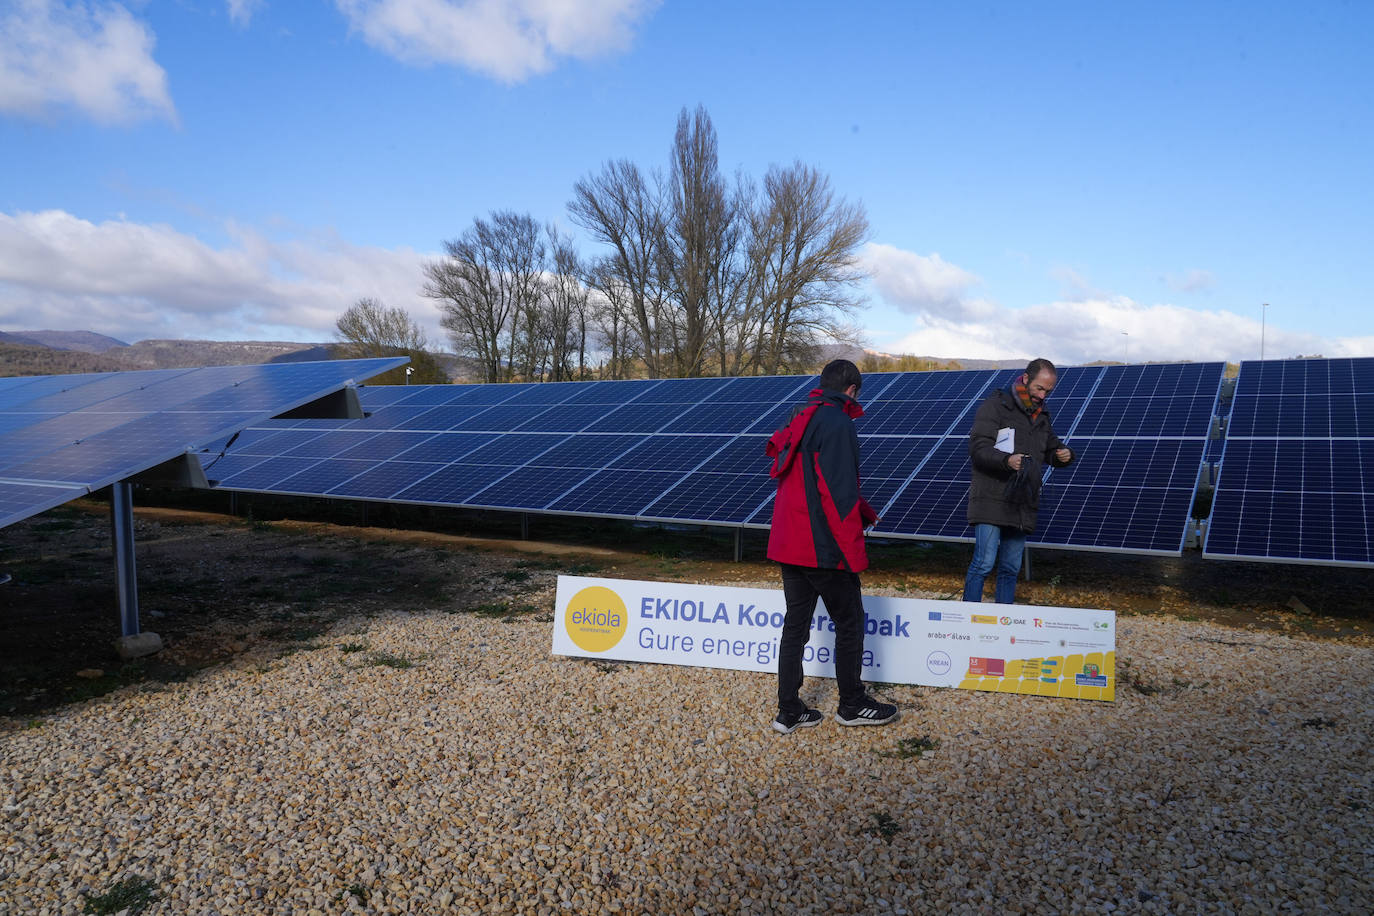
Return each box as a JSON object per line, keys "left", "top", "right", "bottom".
{"left": 967, "top": 386, "right": 1074, "bottom": 532}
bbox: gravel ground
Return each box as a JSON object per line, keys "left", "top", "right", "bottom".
{"left": 2, "top": 583, "right": 1370, "bottom": 914}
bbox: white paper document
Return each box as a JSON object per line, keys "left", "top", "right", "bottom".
{"left": 995, "top": 426, "right": 1015, "bottom": 453}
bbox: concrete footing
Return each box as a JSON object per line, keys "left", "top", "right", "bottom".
{"left": 114, "top": 632, "right": 163, "bottom": 660}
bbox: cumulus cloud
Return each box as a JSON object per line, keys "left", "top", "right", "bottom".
{"left": 0, "top": 210, "right": 443, "bottom": 342}
{"left": 333, "top": 0, "right": 659, "bottom": 82}
{"left": 862, "top": 243, "right": 994, "bottom": 321}
{"left": 0, "top": 0, "right": 176, "bottom": 123}
{"left": 879, "top": 295, "right": 1368, "bottom": 366}
{"left": 866, "top": 243, "right": 1372, "bottom": 365}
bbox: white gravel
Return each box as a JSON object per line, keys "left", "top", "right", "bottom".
{"left": 1, "top": 603, "right": 1370, "bottom": 914}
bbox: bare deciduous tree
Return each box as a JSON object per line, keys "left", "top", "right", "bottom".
{"left": 334, "top": 297, "right": 449, "bottom": 384}
{"left": 570, "top": 108, "right": 870, "bottom": 379}
{"left": 663, "top": 104, "right": 736, "bottom": 377}
{"left": 543, "top": 226, "right": 590, "bottom": 381}
{"left": 568, "top": 159, "right": 671, "bottom": 378}
{"left": 584, "top": 263, "right": 641, "bottom": 380}
{"left": 747, "top": 162, "right": 870, "bottom": 374}
{"left": 426, "top": 108, "right": 870, "bottom": 384}
{"left": 424, "top": 211, "right": 545, "bottom": 383}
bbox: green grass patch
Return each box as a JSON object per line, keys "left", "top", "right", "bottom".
{"left": 340, "top": 883, "right": 370, "bottom": 903}
{"left": 83, "top": 875, "right": 159, "bottom": 915}
{"left": 862, "top": 812, "right": 902, "bottom": 843}
{"left": 365, "top": 652, "right": 416, "bottom": 669}
{"left": 877, "top": 735, "right": 941, "bottom": 760}
{"left": 460, "top": 602, "right": 512, "bottom": 617}
{"left": 261, "top": 623, "right": 327, "bottom": 643}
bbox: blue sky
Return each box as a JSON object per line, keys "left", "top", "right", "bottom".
{"left": 1, "top": 0, "right": 1370, "bottom": 365}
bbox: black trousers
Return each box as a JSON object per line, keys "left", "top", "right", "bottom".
{"left": 777, "top": 563, "right": 867, "bottom": 715}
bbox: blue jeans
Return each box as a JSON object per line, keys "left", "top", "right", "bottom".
{"left": 963, "top": 524, "right": 1026, "bottom": 604}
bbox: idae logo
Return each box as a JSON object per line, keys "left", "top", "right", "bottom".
{"left": 564, "top": 586, "right": 628, "bottom": 653}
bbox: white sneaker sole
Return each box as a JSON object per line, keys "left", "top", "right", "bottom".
{"left": 834, "top": 710, "right": 899, "bottom": 726}
{"left": 772, "top": 714, "right": 824, "bottom": 734}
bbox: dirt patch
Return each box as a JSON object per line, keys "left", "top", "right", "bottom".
{"left": 1, "top": 499, "right": 1368, "bottom": 720}
{"left": 0, "top": 503, "right": 602, "bottom": 719}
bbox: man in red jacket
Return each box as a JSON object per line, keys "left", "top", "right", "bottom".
{"left": 765, "top": 359, "right": 898, "bottom": 734}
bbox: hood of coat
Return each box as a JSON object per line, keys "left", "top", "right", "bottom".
{"left": 807, "top": 387, "right": 865, "bottom": 419}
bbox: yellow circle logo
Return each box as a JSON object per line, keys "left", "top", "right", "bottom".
{"left": 564, "top": 586, "right": 628, "bottom": 653}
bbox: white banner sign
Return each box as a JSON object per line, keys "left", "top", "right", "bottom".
{"left": 553, "top": 575, "right": 1116, "bottom": 702}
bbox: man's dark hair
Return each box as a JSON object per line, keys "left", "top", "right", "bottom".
{"left": 1026, "top": 358, "right": 1057, "bottom": 380}
{"left": 819, "top": 358, "right": 863, "bottom": 395}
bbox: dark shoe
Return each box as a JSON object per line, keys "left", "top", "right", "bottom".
{"left": 772, "top": 708, "right": 824, "bottom": 734}
{"left": 835, "top": 696, "right": 898, "bottom": 726}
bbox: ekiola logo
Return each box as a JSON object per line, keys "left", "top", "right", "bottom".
{"left": 564, "top": 586, "right": 628, "bottom": 652}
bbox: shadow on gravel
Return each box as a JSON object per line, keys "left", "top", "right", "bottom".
{"left": 2, "top": 496, "right": 1368, "bottom": 721}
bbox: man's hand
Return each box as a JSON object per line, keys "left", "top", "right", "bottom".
{"left": 1007, "top": 454, "right": 1025, "bottom": 471}
{"left": 1055, "top": 447, "right": 1072, "bottom": 464}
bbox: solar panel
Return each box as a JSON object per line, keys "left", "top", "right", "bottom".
{"left": 515, "top": 402, "right": 624, "bottom": 433}
{"left": 207, "top": 363, "right": 1224, "bottom": 557}
{"left": 871, "top": 363, "right": 1225, "bottom": 555}
{"left": 640, "top": 471, "right": 776, "bottom": 524}
{"left": 392, "top": 463, "right": 520, "bottom": 505}
{"left": 858, "top": 369, "right": 998, "bottom": 436}
{"left": 0, "top": 357, "right": 406, "bottom": 529}
{"left": 549, "top": 470, "right": 687, "bottom": 518}
{"left": 1204, "top": 358, "right": 1374, "bottom": 566}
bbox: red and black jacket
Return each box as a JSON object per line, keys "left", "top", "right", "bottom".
{"left": 765, "top": 389, "right": 878, "bottom": 572}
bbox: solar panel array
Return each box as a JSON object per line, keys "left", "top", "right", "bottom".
{"left": 1204, "top": 358, "right": 1374, "bottom": 567}
{"left": 0, "top": 358, "right": 407, "bottom": 529}
{"left": 869, "top": 363, "right": 1223, "bottom": 553}
{"left": 208, "top": 362, "right": 1225, "bottom": 556}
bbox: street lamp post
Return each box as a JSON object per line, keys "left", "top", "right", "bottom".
{"left": 1261, "top": 302, "right": 1268, "bottom": 360}
{"left": 1122, "top": 330, "right": 1129, "bottom": 364}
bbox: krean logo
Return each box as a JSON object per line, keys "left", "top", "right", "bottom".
{"left": 926, "top": 651, "right": 952, "bottom": 676}
{"left": 565, "top": 586, "right": 628, "bottom": 653}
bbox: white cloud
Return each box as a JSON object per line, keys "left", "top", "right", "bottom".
{"left": 862, "top": 243, "right": 993, "bottom": 321}
{"left": 0, "top": 0, "right": 175, "bottom": 124}
{"left": 0, "top": 210, "right": 443, "bottom": 343}
{"left": 866, "top": 243, "right": 1374, "bottom": 365}
{"left": 1165, "top": 268, "right": 1216, "bottom": 293}
{"left": 333, "top": 0, "right": 658, "bottom": 82}
{"left": 226, "top": 0, "right": 263, "bottom": 27}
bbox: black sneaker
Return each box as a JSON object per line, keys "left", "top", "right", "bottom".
{"left": 772, "top": 708, "right": 825, "bottom": 734}
{"left": 835, "top": 696, "right": 898, "bottom": 726}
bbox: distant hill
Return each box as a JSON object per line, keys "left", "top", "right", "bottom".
{"left": 0, "top": 334, "right": 336, "bottom": 376}
{"left": 105, "top": 339, "right": 333, "bottom": 370}
{"left": 2, "top": 328, "right": 1053, "bottom": 381}
{"left": 0, "top": 331, "right": 471, "bottom": 379}
{"left": 0, "top": 341, "right": 132, "bottom": 375}
{"left": 0, "top": 329, "right": 129, "bottom": 353}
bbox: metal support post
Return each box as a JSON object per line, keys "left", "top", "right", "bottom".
{"left": 734, "top": 528, "right": 743, "bottom": 562}
{"left": 1021, "top": 545, "right": 1032, "bottom": 582}
{"left": 521, "top": 513, "right": 530, "bottom": 540}
{"left": 111, "top": 483, "right": 140, "bottom": 637}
